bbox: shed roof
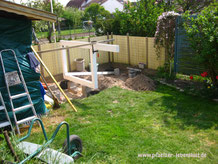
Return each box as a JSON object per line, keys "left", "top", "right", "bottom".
{"left": 0, "top": 0, "right": 57, "bottom": 22}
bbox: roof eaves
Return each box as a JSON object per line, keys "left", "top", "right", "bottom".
{"left": 0, "top": 1, "right": 57, "bottom": 22}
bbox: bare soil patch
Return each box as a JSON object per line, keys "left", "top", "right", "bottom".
{"left": 46, "top": 63, "right": 157, "bottom": 102}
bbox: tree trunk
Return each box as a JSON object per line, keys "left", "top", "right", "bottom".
{"left": 47, "top": 22, "right": 52, "bottom": 43}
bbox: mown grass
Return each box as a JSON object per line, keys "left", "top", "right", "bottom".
{"left": 1, "top": 84, "right": 217, "bottom": 163}
{"left": 36, "top": 28, "right": 95, "bottom": 39}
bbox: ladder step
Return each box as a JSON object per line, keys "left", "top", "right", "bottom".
{"left": 17, "top": 116, "right": 36, "bottom": 125}
{"left": 11, "top": 93, "right": 28, "bottom": 99}
{"left": 0, "top": 121, "right": 10, "bottom": 128}
{"left": 14, "top": 104, "right": 32, "bottom": 112}
{"left": 0, "top": 105, "right": 4, "bottom": 111}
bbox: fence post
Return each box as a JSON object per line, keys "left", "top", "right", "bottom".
{"left": 107, "top": 32, "right": 111, "bottom": 63}
{"left": 111, "top": 32, "right": 114, "bottom": 63}
{"left": 69, "top": 26, "right": 72, "bottom": 40}
{"left": 127, "top": 33, "right": 130, "bottom": 65}
{"left": 146, "top": 37, "right": 149, "bottom": 68}
{"left": 37, "top": 44, "right": 45, "bottom": 77}
{"left": 67, "top": 47, "right": 71, "bottom": 71}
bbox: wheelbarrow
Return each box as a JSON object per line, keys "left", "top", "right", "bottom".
{"left": 16, "top": 118, "right": 83, "bottom": 164}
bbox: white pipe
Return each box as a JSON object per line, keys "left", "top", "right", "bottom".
{"left": 67, "top": 72, "right": 114, "bottom": 76}
{"left": 61, "top": 47, "right": 68, "bottom": 74}
{"left": 90, "top": 50, "right": 98, "bottom": 89}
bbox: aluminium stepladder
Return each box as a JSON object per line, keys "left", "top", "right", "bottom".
{"left": 0, "top": 49, "right": 38, "bottom": 135}
{"left": 0, "top": 92, "right": 14, "bottom": 133}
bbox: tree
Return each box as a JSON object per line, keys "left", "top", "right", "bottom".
{"left": 62, "top": 7, "right": 84, "bottom": 29}
{"left": 84, "top": 3, "right": 110, "bottom": 25}
{"left": 24, "top": 0, "right": 64, "bottom": 43}
{"left": 183, "top": 2, "right": 218, "bottom": 86}
{"left": 174, "top": 0, "right": 214, "bottom": 13}
{"left": 111, "top": 0, "right": 172, "bottom": 36}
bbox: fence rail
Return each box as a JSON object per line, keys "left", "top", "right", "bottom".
{"left": 33, "top": 34, "right": 166, "bottom": 78}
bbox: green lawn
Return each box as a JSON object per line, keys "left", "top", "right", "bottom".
{"left": 1, "top": 85, "right": 217, "bottom": 163}
{"left": 36, "top": 28, "right": 95, "bottom": 39}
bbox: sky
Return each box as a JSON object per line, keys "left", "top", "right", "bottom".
{"left": 13, "top": 0, "right": 70, "bottom": 7}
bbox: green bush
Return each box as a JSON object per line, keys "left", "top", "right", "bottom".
{"left": 62, "top": 7, "right": 84, "bottom": 28}
{"left": 183, "top": 2, "right": 218, "bottom": 87}
{"left": 157, "top": 63, "right": 176, "bottom": 80}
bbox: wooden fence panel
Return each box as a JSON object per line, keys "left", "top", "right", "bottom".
{"left": 129, "top": 36, "right": 147, "bottom": 66}
{"left": 113, "top": 35, "right": 128, "bottom": 64}
{"left": 33, "top": 35, "right": 166, "bottom": 77}
{"left": 34, "top": 43, "right": 62, "bottom": 77}
{"left": 147, "top": 38, "right": 165, "bottom": 69}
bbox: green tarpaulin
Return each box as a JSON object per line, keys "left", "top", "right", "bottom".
{"left": 0, "top": 16, "right": 47, "bottom": 123}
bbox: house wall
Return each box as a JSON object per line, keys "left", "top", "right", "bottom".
{"left": 102, "top": 0, "right": 123, "bottom": 13}
{"left": 81, "top": 0, "right": 92, "bottom": 9}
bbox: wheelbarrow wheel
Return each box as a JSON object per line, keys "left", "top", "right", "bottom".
{"left": 63, "top": 135, "right": 83, "bottom": 160}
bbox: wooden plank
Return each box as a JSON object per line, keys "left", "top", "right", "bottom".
{"left": 60, "top": 40, "right": 119, "bottom": 53}
{"left": 64, "top": 73, "right": 94, "bottom": 88}
{"left": 127, "top": 67, "right": 142, "bottom": 72}
{"left": 38, "top": 42, "right": 92, "bottom": 54}
{"left": 17, "top": 141, "right": 74, "bottom": 164}
{"left": 95, "top": 43, "right": 119, "bottom": 52}
{"left": 0, "top": 1, "right": 56, "bottom": 22}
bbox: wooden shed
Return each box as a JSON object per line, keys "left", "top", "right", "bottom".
{"left": 0, "top": 0, "right": 56, "bottom": 124}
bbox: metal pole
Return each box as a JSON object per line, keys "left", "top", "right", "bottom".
{"left": 50, "top": 0, "right": 56, "bottom": 43}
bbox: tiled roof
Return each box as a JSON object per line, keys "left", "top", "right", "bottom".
{"left": 66, "top": 0, "right": 86, "bottom": 8}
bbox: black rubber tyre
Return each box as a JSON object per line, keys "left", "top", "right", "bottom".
{"left": 63, "top": 135, "right": 83, "bottom": 160}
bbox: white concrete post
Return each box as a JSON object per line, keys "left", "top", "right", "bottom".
{"left": 62, "top": 46, "right": 68, "bottom": 75}
{"left": 90, "top": 48, "right": 98, "bottom": 89}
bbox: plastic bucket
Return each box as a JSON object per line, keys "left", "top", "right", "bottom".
{"left": 128, "top": 70, "right": 136, "bottom": 78}
{"left": 75, "top": 58, "right": 85, "bottom": 71}
{"left": 138, "top": 63, "right": 145, "bottom": 69}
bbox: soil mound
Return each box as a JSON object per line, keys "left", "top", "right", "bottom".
{"left": 98, "top": 75, "right": 128, "bottom": 90}
{"left": 125, "top": 74, "right": 155, "bottom": 91}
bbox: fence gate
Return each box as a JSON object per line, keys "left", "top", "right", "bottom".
{"left": 174, "top": 16, "right": 205, "bottom": 75}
